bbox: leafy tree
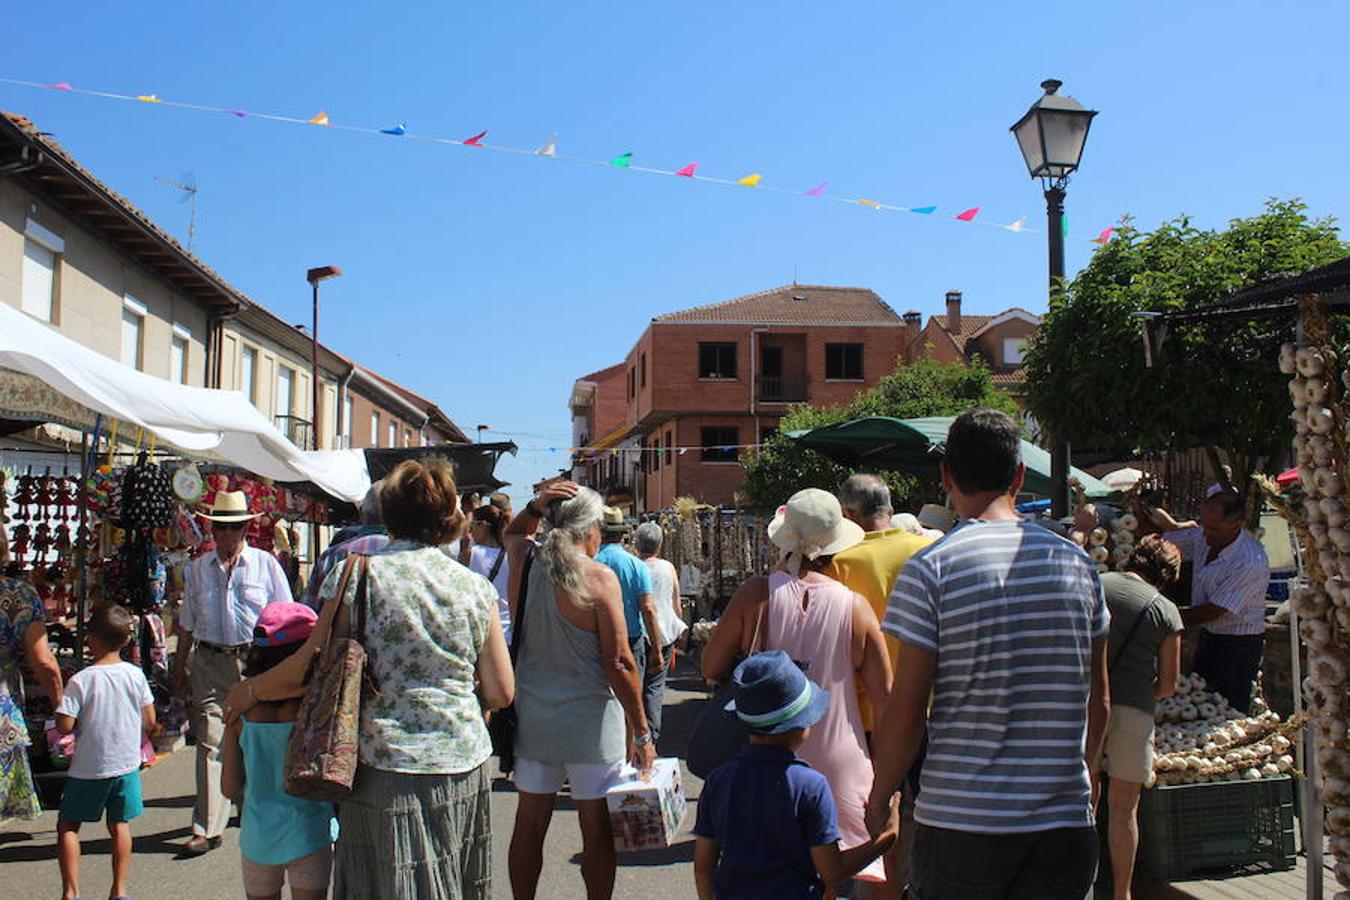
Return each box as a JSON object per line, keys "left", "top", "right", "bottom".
{"left": 739, "top": 357, "right": 1017, "bottom": 512}
{"left": 1023, "top": 198, "right": 1345, "bottom": 500}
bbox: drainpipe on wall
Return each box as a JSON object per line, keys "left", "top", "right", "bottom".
{"left": 204, "top": 314, "right": 218, "bottom": 388}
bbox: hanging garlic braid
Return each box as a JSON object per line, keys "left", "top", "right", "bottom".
{"left": 537, "top": 486, "right": 605, "bottom": 607}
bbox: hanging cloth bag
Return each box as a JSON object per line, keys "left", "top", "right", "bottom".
{"left": 284, "top": 553, "right": 371, "bottom": 802}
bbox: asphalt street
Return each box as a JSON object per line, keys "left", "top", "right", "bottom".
{"left": 0, "top": 667, "right": 710, "bottom": 899}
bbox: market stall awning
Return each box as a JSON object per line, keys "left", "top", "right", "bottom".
{"left": 788, "top": 415, "right": 1118, "bottom": 500}
{"left": 0, "top": 301, "right": 369, "bottom": 502}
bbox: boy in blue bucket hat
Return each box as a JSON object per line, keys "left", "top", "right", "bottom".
{"left": 693, "top": 650, "right": 898, "bottom": 899}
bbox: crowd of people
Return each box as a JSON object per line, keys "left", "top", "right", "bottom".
{"left": 0, "top": 406, "right": 1277, "bottom": 900}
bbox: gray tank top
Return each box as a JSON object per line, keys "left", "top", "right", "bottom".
{"left": 514, "top": 554, "right": 626, "bottom": 764}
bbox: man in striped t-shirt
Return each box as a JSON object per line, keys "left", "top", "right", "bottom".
{"left": 866, "top": 409, "right": 1110, "bottom": 899}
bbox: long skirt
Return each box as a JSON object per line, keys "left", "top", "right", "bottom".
{"left": 0, "top": 747, "right": 41, "bottom": 819}
{"left": 334, "top": 762, "right": 491, "bottom": 900}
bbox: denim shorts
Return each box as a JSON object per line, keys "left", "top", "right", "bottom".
{"left": 58, "top": 771, "right": 144, "bottom": 823}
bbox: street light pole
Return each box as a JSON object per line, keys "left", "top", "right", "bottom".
{"left": 305, "top": 265, "right": 342, "bottom": 450}
{"left": 1010, "top": 78, "right": 1097, "bottom": 520}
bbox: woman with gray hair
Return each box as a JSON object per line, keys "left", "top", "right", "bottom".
{"left": 634, "top": 521, "right": 687, "bottom": 741}
{"left": 503, "top": 481, "right": 654, "bottom": 900}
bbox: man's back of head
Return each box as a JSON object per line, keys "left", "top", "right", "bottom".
{"left": 838, "top": 474, "right": 893, "bottom": 532}
{"left": 944, "top": 409, "right": 1021, "bottom": 497}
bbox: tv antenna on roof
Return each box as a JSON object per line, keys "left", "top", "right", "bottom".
{"left": 153, "top": 172, "right": 199, "bottom": 252}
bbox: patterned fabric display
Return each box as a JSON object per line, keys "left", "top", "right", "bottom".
{"left": 0, "top": 577, "right": 44, "bottom": 819}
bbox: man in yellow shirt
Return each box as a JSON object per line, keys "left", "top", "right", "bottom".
{"left": 824, "top": 473, "right": 932, "bottom": 898}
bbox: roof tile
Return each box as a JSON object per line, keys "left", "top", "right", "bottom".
{"left": 653, "top": 285, "right": 901, "bottom": 325}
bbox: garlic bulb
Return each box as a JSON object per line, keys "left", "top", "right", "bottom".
{"left": 1309, "top": 376, "right": 1334, "bottom": 405}
{"left": 1089, "top": 527, "right": 1108, "bottom": 547}
{"left": 1312, "top": 653, "right": 1348, "bottom": 686}
{"left": 1089, "top": 545, "right": 1109, "bottom": 564}
{"left": 1301, "top": 618, "right": 1333, "bottom": 648}
{"left": 1328, "top": 808, "right": 1350, "bottom": 836}
{"left": 1319, "top": 465, "right": 1347, "bottom": 495}
{"left": 1311, "top": 406, "right": 1338, "bottom": 436}
{"left": 1280, "top": 342, "right": 1299, "bottom": 374}
{"left": 1293, "top": 585, "right": 1331, "bottom": 618}
{"left": 1292, "top": 376, "right": 1311, "bottom": 407}
{"left": 1294, "top": 408, "right": 1312, "bottom": 435}
{"left": 1299, "top": 346, "right": 1328, "bottom": 377}
{"left": 1118, "top": 513, "right": 1138, "bottom": 532}
{"left": 1324, "top": 498, "right": 1348, "bottom": 527}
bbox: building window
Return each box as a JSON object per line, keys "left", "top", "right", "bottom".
{"left": 21, "top": 240, "right": 57, "bottom": 323}
{"left": 760, "top": 427, "right": 778, "bottom": 446}
{"left": 388, "top": 422, "right": 397, "bottom": 448}
{"left": 371, "top": 413, "right": 380, "bottom": 446}
{"left": 701, "top": 426, "right": 739, "bottom": 463}
{"left": 120, "top": 296, "right": 146, "bottom": 371}
{"left": 241, "top": 346, "right": 258, "bottom": 403}
{"left": 825, "top": 343, "right": 864, "bottom": 381}
{"left": 628, "top": 367, "right": 636, "bottom": 400}
{"left": 170, "top": 325, "right": 190, "bottom": 384}
{"left": 276, "top": 367, "right": 294, "bottom": 416}
{"left": 1003, "top": 338, "right": 1028, "bottom": 365}
{"left": 343, "top": 396, "right": 353, "bottom": 440}
{"left": 405, "top": 429, "right": 414, "bottom": 448}
{"left": 665, "top": 429, "right": 673, "bottom": 466}
{"left": 698, "top": 343, "right": 737, "bottom": 379}
{"left": 640, "top": 352, "right": 647, "bottom": 389}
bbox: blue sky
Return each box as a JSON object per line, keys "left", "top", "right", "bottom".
{"left": 6, "top": 3, "right": 1348, "bottom": 504}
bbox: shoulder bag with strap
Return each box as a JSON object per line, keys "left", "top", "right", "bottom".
{"left": 488, "top": 544, "right": 534, "bottom": 774}
{"left": 686, "top": 580, "right": 768, "bottom": 779}
{"left": 283, "top": 552, "right": 371, "bottom": 802}
{"left": 1111, "top": 589, "right": 1162, "bottom": 672}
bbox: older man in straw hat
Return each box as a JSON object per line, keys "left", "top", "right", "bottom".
{"left": 171, "top": 490, "right": 293, "bottom": 855}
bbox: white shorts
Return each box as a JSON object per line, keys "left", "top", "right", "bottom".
{"left": 512, "top": 757, "right": 625, "bottom": 801}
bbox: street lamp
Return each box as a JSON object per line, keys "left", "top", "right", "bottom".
{"left": 1011, "top": 78, "right": 1096, "bottom": 519}
{"left": 306, "top": 265, "right": 342, "bottom": 450}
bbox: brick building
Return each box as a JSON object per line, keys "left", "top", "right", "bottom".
{"left": 905, "top": 290, "right": 1041, "bottom": 391}
{"left": 571, "top": 285, "right": 1044, "bottom": 512}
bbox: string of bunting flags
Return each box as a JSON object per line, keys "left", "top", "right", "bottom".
{"left": 0, "top": 76, "right": 1120, "bottom": 244}
{"left": 522, "top": 441, "right": 769, "bottom": 457}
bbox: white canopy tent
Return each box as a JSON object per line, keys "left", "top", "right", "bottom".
{"left": 0, "top": 300, "right": 370, "bottom": 503}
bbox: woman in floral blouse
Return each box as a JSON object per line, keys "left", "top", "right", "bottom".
{"left": 226, "top": 459, "right": 514, "bottom": 900}
{"left": 0, "top": 575, "right": 64, "bottom": 819}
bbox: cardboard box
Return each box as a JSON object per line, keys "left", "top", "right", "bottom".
{"left": 606, "top": 758, "right": 687, "bottom": 852}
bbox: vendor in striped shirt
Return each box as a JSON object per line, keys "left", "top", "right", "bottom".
{"left": 1146, "top": 488, "right": 1270, "bottom": 713}
{"left": 866, "top": 408, "right": 1110, "bottom": 900}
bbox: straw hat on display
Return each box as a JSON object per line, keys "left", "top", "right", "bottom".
{"left": 768, "top": 488, "right": 865, "bottom": 574}
{"left": 198, "top": 490, "right": 262, "bottom": 523}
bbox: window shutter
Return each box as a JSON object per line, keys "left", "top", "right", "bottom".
{"left": 21, "top": 239, "right": 55, "bottom": 322}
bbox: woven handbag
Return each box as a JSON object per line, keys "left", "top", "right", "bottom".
{"left": 283, "top": 553, "right": 370, "bottom": 802}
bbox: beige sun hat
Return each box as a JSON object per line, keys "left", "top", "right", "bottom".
{"left": 198, "top": 490, "right": 262, "bottom": 523}
{"left": 917, "top": 503, "right": 957, "bottom": 534}
{"left": 601, "top": 506, "right": 630, "bottom": 534}
{"left": 768, "top": 489, "right": 865, "bottom": 564}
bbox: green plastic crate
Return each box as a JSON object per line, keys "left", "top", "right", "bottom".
{"left": 1138, "top": 775, "right": 1296, "bottom": 881}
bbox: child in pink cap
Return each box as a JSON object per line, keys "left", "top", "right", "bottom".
{"left": 221, "top": 602, "right": 337, "bottom": 900}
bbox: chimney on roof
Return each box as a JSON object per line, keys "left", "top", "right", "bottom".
{"left": 945, "top": 291, "right": 962, "bottom": 333}
{"left": 901, "top": 311, "right": 922, "bottom": 363}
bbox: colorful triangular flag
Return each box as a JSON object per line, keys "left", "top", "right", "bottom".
{"left": 737, "top": 173, "right": 762, "bottom": 187}
{"left": 463, "top": 130, "right": 487, "bottom": 146}
{"left": 956, "top": 207, "right": 980, "bottom": 222}
{"left": 308, "top": 111, "right": 330, "bottom": 126}
{"left": 910, "top": 205, "right": 937, "bottom": 215}
{"left": 610, "top": 152, "right": 633, "bottom": 168}
{"left": 1005, "top": 216, "right": 1027, "bottom": 233}
{"left": 1062, "top": 214, "right": 1070, "bottom": 238}
{"left": 136, "top": 94, "right": 162, "bottom": 104}
{"left": 678, "top": 447, "right": 688, "bottom": 456}
{"left": 858, "top": 199, "right": 882, "bottom": 209}
{"left": 226, "top": 109, "right": 247, "bottom": 118}
{"left": 804, "top": 181, "right": 827, "bottom": 197}
{"left": 536, "top": 133, "right": 558, "bottom": 157}
{"left": 1094, "top": 227, "right": 1115, "bottom": 245}
{"left": 674, "top": 162, "right": 699, "bottom": 177}
{"left": 47, "top": 82, "right": 72, "bottom": 91}
{"left": 380, "top": 122, "right": 407, "bottom": 136}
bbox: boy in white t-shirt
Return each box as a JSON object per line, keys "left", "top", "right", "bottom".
{"left": 54, "top": 604, "right": 156, "bottom": 900}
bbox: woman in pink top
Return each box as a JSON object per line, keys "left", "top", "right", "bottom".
{"left": 704, "top": 488, "right": 893, "bottom": 887}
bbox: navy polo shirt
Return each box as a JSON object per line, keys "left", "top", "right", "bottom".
{"left": 693, "top": 743, "right": 840, "bottom": 900}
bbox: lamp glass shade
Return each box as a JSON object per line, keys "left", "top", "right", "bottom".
{"left": 1011, "top": 81, "right": 1096, "bottom": 180}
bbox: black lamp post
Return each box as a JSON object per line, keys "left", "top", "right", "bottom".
{"left": 1011, "top": 78, "right": 1097, "bottom": 518}
{"left": 306, "top": 265, "right": 342, "bottom": 449}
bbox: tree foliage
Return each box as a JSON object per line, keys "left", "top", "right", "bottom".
{"left": 1023, "top": 199, "right": 1345, "bottom": 493}
{"left": 739, "top": 357, "right": 1018, "bottom": 512}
